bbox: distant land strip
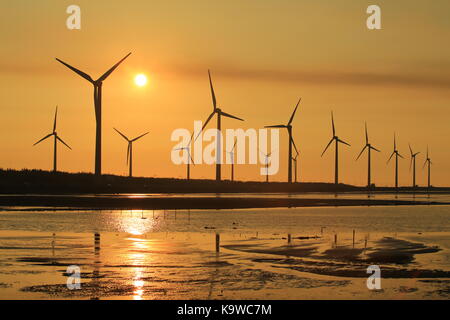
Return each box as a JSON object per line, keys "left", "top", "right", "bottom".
{"left": 1, "top": 169, "right": 450, "bottom": 195}
{"left": 0, "top": 195, "right": 448, "bottom": 211}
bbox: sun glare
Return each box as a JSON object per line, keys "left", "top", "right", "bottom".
{"left": 134, "top": 74, "right": 147, "bottom": 87}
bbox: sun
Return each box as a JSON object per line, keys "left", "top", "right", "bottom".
{"left": 134, "top": 74, "right": 147, "bottom": 87}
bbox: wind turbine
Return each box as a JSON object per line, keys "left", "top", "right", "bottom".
{"left": 409, "top": 144, "right": 420, "bottom": 188}
{"left": 113, "top": 128, "right": 149, "bottom": 177}
{"left": 355, "top": 122, "right": 380, "bottom": 189}
{"left": 226, "top": 138, "right": 237, "bottom": 181}
{"left": 33, "top": 106, "right": 71, "bottom": 172}
{"left": 423, "top": 146, "right": 432, "bottom": 188}
{"left": 195, "top": 70, "right": 244, "bottom": 181}
{"left": 265, "top": 98, "right": 301, "bottom": 183}
{"left": 259, "top": 148, "right": 275, "bottom": 183}
{"left": 56, "top": 52, "right": 132, "bottom": 176}
{"left": 174, "top": 135, "right": 195, "bottom": 180}
{"left": 387, "top": 133, "right": 404, "bottom": 189}
{"left": 321, "top": 111, "right": 351, "bottom": 186}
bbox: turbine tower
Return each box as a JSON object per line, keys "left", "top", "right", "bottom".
{"left": 33, "top": 106, "right": 71, "bottom": 172}
{"left": 321, "top": 112, "right": 351, "bottom": 186}
{"left": 355, "top": 122, "right": 380, "bottom": 189}
{"left": 265, "top": 98, "right": 301, "bottom": 183}
{"left": 195, "top": 70, "right": 244, "bottom": 181}
{"left": 409, "top": 144, "right": 420, "bottom": 188}
{"left": 387, "top": 133, "right": 404, "bottom": 189}
{"left": 423, "top": 146, "right": 432, "bottom": 188}
{"left": 56, "top": 52, "right": 132, "bottom": 176}
{"left": 114, "top": 128, "right": 149, "bottom": 177}
{"left": 226, "top": 138, "right": 237, "bottom": 181}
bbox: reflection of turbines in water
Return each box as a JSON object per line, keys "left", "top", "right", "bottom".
{"left": 91, "top": 232, "right": 101, "bottom": 300}
{"left": 207, "top": 234, "right": 222, "bottom": 299}
{"left": 51, "top": 233, "right": 56, "bottom": 264}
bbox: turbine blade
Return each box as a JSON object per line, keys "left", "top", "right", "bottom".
{"left": 220, "top": 111, "right": 244, "bottom": 121}
{"left": 114, "top": 128, "right": 129, "bottom": 141}
{"left": 423, "top": 159, "right": 427, "bottom": 169}
{"left": 231, "top": 138, "right": 237, "bottom": 152}
{"left": 394, "top": 133, "right": 397, "bottom": 151}
{"left": 194, "top": 112, "right": 215, "bottom": 142}
{"left": 264, "top": 124, "right": 287, "bottom": 128}
{"left": 356, "top": 146, "right": 367, "bottom": 161}
{"left": 208, "top": 70, "right": 217, "bottom": 110}
{"left": 126, "top": 143, "right": 130, "bottom": 165}
{"left": 56, "top": 135, "right": 71, "bottom": 150}
{"left": 409, "top": 156, "right": 413, "bottom": 171}
{"left": 132, "top": 132, "right": 149, "bottom": 142}
{"left": 331, "top": 111, "right": 335, "bottom": 136}
{"left": 55, "top": 58, "right": 94, "bottom": 83}
{"left": 291, "top": 136, "right": 298, "bottom": 155}
{"left": 365, "top": 122, "right": 368, "bottom": 144}
{"left": 398, "top": 153, "right": 404, "bottom": 159}
{"left": 97, "top": 52, "right": 132, "bottom": 82}
{"left": 321, "top": 138, "right": 334, "bottom": 157}
{"left": 338, "top": 138, "right": 351, "bottom": 147}
{"left": 409, "top": 143, "right": 413, "bottom": 156}
{"left": 288, "top": 98, "right": 301, "bottom": 125}
{"left": 33, "top": 133, "right": 53, "bottom": 146}
{"left": 387, "top": 151, "right": 395, "bottom": 164}
{"left": 187, "top": 131, "right": 195, "bottom": 147}
{"left": 371, "top": 146, "right": 381, "bottom": 152}
{"left": 53, "top": 106, "right": 58, "bottom": 132}
{"left": 188, "top": 150, "right": 195, "bottom": 165}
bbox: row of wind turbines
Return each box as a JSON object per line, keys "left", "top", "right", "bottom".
{"left": 319, "top": 112, "right": 433, "bottom": 189}
{"left": 32, "top": 52, "right": 433, "bottom": 188}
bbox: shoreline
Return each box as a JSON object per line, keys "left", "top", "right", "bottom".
{"left": 0, "top": 194, "right": 448, "bottom": 210}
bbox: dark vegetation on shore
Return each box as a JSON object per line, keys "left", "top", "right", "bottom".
{"left": 0, "top": 168, "right": 447, "bottom": 195}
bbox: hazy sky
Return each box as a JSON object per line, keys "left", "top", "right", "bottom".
{"left": 1, "top": 0, "right": 449, "bottom": 186}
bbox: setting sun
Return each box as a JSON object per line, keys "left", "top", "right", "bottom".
{"left": 134, "top": 74, "right": 147, "bottom": 87}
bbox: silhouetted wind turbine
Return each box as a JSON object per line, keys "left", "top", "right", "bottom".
{"left": 387, "top": 133, "right": 404, "bottom": 189}
{"left": 259, "top": 148, "right": 275, "bottom": 183}
{"left": 114, "top": 128, "right": 149, "bottom": 177}
{"left": 321, "top": 111, "right": 351, "bottom": 186}
{"left": 265, "top": 98, "right": 301, "bottom": 183}
{"left": 175, "top": 135, "right": 195, "bottom": 180}
{"left": 56, "top": 52, "right": 132, "bottom": 176}
{"left": 423, "top": 146, "right": 432, "bottom": 188}
{"left": 355, "top": 122, "right": 380, "bottom": 189}
{"left": 33, "top": 106, "right": 71, "bottom": 172}
{"left": 195, "top": 70, "right": 244, "bottom": 181}
{"left": 226, "top": 138, "right": 237, "bottom": 181}
{"left": 409, "top": 144, "right": 420, "bottom": 188}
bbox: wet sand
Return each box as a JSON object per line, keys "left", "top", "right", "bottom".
{"left": 0, "top": 205, "right": 448, "bottom": 299}
{"left": 0, "top": 230, "right": 449, "bottom": 300}
{"left": 0, "top": 194, "right": 447, "bottom": 210}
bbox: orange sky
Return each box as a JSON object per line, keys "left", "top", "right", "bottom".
{"left": 0, "top": 1, "right": 449, "bottom": 186}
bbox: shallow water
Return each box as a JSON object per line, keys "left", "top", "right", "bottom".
{"left": 0, "top": 203, "right": 449, "bottom": 299}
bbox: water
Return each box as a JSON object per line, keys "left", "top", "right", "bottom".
{"left": 0, "top": 196, "right": 449, "bottom": 300}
